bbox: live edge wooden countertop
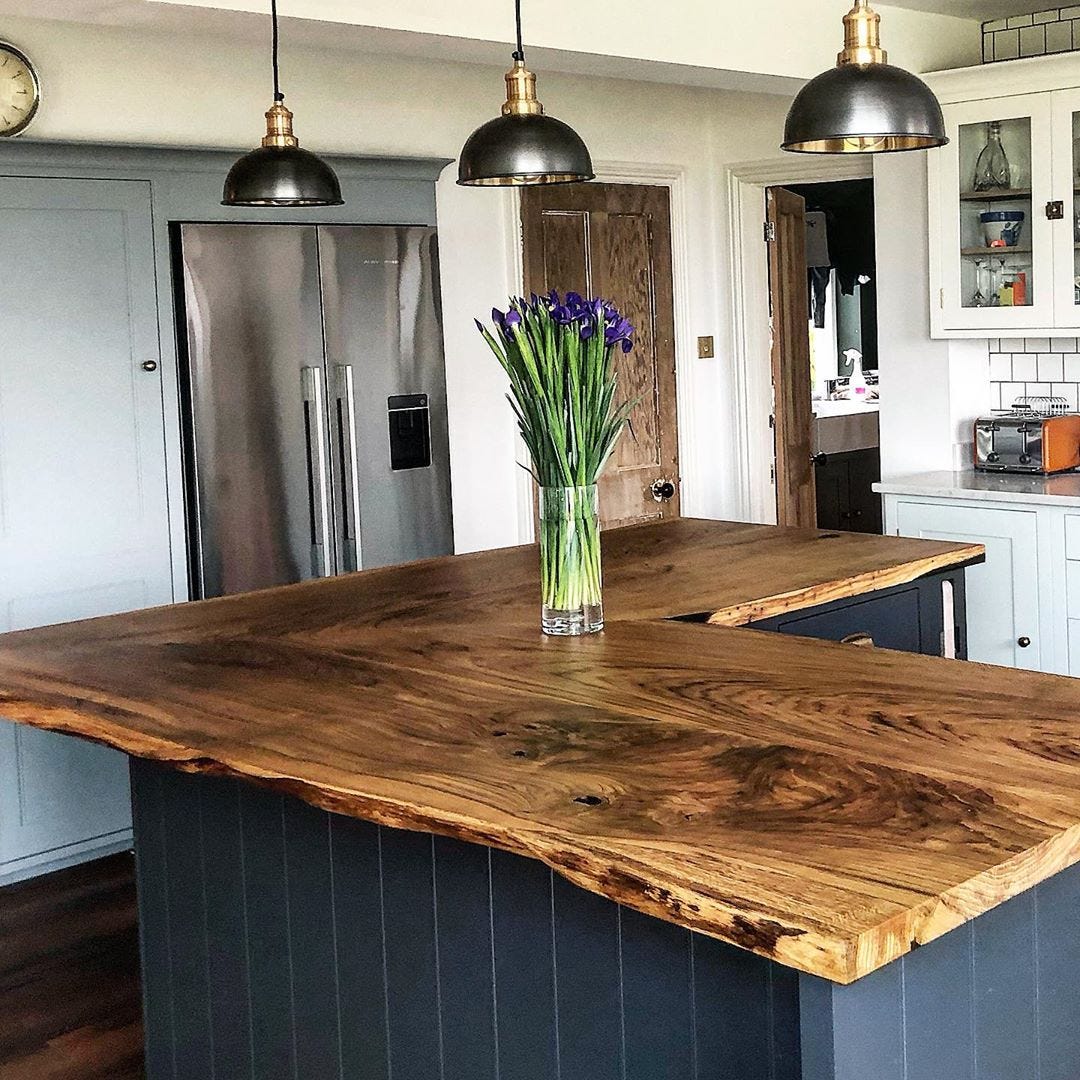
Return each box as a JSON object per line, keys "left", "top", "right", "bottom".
{"left": 12, "top": 516, "right": 1079, "bottom": 987}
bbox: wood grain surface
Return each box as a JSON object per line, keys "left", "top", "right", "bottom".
{"left": 0, "top": 518, "right": 1021, "bottom": 985}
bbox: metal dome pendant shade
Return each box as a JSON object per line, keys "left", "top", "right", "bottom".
{"left": 457, "top": 0, "right": 593, "bottom": 186}
{"left": 782, "top": 0, "right": 947, "bottom": 155}
{"left": 223, "top": 0, "right": 343, "bottom": 207}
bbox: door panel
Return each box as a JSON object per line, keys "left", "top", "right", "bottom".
{"left": 895, "top": 501, "right": 1040, "bottom": 670}
{"left": 177, "top": 223, "right": 328, "bottom": 596}
{"left": 0, "top": 176, "right": 172, "bottom": 871}
{"left": 522, "top": 183, "right": 679, "bottom": 528}
{"left": 318, "top": 226, "right": 454, "bottom": 570}
{"left": 767, "top": 187, "right": 816, "bottom": 528}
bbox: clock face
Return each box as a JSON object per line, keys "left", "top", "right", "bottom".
{"left": 0, "top": 42, "right": 39, "bottom": 137}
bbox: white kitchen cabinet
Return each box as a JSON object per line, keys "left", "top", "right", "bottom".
{"left": 927, "top": 56, "right": 1080, "bottom": 338}
{"left": 0, "top": 177, "right": 174, "bottom": 884}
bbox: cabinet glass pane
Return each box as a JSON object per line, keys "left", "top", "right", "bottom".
{"left": 1073, "top": 111, "right": 1080, "bottom": 308}
{"left": 958, "top": 117, "right": 1033, "bottom": 309}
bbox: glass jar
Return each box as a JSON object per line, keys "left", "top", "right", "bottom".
{"left": 538, "top": 485, "right": 603, "bottom": 636}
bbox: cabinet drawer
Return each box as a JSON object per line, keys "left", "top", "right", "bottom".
{"left": 1066, "top": 515, "right": 1080, "bottom": 561}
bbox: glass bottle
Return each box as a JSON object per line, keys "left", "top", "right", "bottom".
{"left": 973, "top": 121, "right": 1011, "bottom": 191}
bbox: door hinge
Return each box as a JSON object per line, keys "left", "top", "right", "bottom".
{"left": 764, "top": 221, "right": 776, "bottom": 243}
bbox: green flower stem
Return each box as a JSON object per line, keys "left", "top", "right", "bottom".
{"left": 540, "top": 486, "right": 602, "bottom": 613}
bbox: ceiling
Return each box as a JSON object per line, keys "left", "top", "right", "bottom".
{"left": 885, "top": 0, "right": 1058, "bottom": 20}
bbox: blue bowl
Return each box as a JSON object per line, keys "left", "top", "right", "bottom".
{"left": 980, "top": 210, "right": 1025, "bottom": 248}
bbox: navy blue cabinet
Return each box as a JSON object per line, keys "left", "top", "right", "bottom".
{"left": 746, "top": 568, "right": 967, "bottom": 660}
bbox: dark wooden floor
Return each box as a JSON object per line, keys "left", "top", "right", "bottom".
{"left": 0, "top": 853, "right": 143, "bottom": 1079}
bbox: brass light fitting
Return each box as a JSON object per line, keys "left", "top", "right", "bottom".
{"left": 260, "top": 98, "right": 300, "bottom": 148}
{"left": 502, "top": 60, "right": 544, "bottom": 118}
{"left": 782, "top": 0, "right": 947, "bottom": 155}
{"left": 838, "top": 0, "right": 886, "bottom": 67}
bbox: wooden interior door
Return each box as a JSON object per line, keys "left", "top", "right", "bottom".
{"left": 521, "top": 183, "right": 679, "bottom": 528}
{"left": 766, "top": 186, "right": 816, "bottom": 528}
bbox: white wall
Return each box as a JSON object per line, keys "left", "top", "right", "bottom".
{"left": 875, "top": 151, "right": 991, "bottom": 480}
{"left": 3, "top": 13, "right": 798, "bottom": 551}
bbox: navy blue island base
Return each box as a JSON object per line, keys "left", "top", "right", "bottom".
{"left": 131, "top": 759, "right": 1080, "bottom": 1080}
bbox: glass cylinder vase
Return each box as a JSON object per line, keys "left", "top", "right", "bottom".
{"left": 538, "top": 485, "right": 603, "bottom": 636}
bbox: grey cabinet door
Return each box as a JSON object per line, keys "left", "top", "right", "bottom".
{"left": 895, "top": 500, "right": 1040, "bottom": 670}
{"left": 0, "top": 177, "right": 173, "bottom": 879}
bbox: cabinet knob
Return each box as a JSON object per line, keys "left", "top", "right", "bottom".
{"left": 1017, "top": 636, "right": 1032, "bottom": 649}
{"left": 141, "top": 359, "right": 159, "bottom": 372}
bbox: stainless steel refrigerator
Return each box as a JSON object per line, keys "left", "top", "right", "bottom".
{"left": 175, "top": 223, "right": 454, "bottom": 599}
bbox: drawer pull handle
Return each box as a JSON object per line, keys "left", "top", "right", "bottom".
{"left": 841, "top": 632, "right": 874, "bottom": 648}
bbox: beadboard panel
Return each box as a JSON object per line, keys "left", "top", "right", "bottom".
{"left": 799, "top": 866, "right": 1080, "bottom": 1080}
{"left": 130, "top": 759, "right": 802, "bottom": 1080}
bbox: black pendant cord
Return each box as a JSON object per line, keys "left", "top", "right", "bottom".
{"left": 271, "top": 0, "right": 283, "bottom": 101}
{"left": 512, "top": 0, "right": 524, "bottom": 61}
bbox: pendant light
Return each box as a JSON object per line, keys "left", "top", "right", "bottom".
{"left": 457, "top": 0, "right": 593, "bottom": 186}
{"left": 222, "top": 0, "right": 343, "bottom": 207}
{"left": 782, "top": 0, "right": 947, "bottom": 155}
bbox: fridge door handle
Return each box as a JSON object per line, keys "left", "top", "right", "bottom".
{"left": 301, "top": 365, "right": 332, "bottom": 578}
{"left": 330, "top": 363, "right": 363, "bottom": 572}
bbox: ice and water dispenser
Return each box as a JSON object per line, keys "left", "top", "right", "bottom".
{"left": 387, "top": 394, "right": 432, "bottom": 471}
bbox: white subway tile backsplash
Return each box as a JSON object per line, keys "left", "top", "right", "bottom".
{"left": 1001, "top": 381, "right": 1026, "bottom": 406}
{"left": 1066, "top": 353, "right": 1080, "bottom": 380}
{"left": 1050, "top": 337, "right": 1077, "bottom": 352}
{"left": 1047, "top": 19, "right": 1074, "bottom": 49}
{"left": 990, "top": 352, "right": 1013, "bottom": 380}
{"left": 990, "top": 382, "right": 1003, "bottom": 409}
{"left": 1013, "top": 352, "right": 1039, "bottom": 380}
{"left": 985, "top": 8, "right": 1080, "bottom": 60}
{"left": 1038, "top": 352, "right": 1065, "bottom": 381}
{"left": 1054, "top": 383, "right": 1080, "bottom": 410}
{"left": 1024, "top": 337, "right": 1051, "bottom": 352}
{"left": 1026, "top": 382, "right": 1052, "bottom": 396}
{"left": 999, "top": 338, "right": 1027, "bottom": 351}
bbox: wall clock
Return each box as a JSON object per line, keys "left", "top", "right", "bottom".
{"left": 0, "top": 41, "right": 39, "bottom": 137}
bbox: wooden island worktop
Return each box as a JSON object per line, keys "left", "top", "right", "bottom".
{"left": 1, "top": 515, "right": 1041, "bottom": 987}
{"left": 16, "top": 518, "right": 1080, "bottom": 1079}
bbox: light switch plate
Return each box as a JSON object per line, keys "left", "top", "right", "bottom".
{"left": 697, "top": 336, "right": 714, "bottom": 359}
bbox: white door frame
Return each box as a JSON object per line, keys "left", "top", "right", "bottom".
{"left": 508, "top": 162, "right": 696, "bottom": 541}
{"left": 726, "top": 156, "right": 873, "bottom": 524}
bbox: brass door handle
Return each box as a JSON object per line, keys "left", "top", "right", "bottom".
{"left": 840, "top": 632, "right": 874, "bottom": 648}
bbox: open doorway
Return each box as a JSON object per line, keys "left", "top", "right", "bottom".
{"left": 765, "top": 178, "right": 882, "bottom": 532}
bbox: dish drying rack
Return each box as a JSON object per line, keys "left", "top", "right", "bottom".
{"left": 996, "top": 395, "right": 1072, "bottom": 417}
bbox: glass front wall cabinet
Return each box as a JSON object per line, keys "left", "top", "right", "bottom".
{"left": 932, "top": 94, "right": 1056, "bottom": 334}
{"left": 1051, "top": 88, "right": 1080, "bottom": 325}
